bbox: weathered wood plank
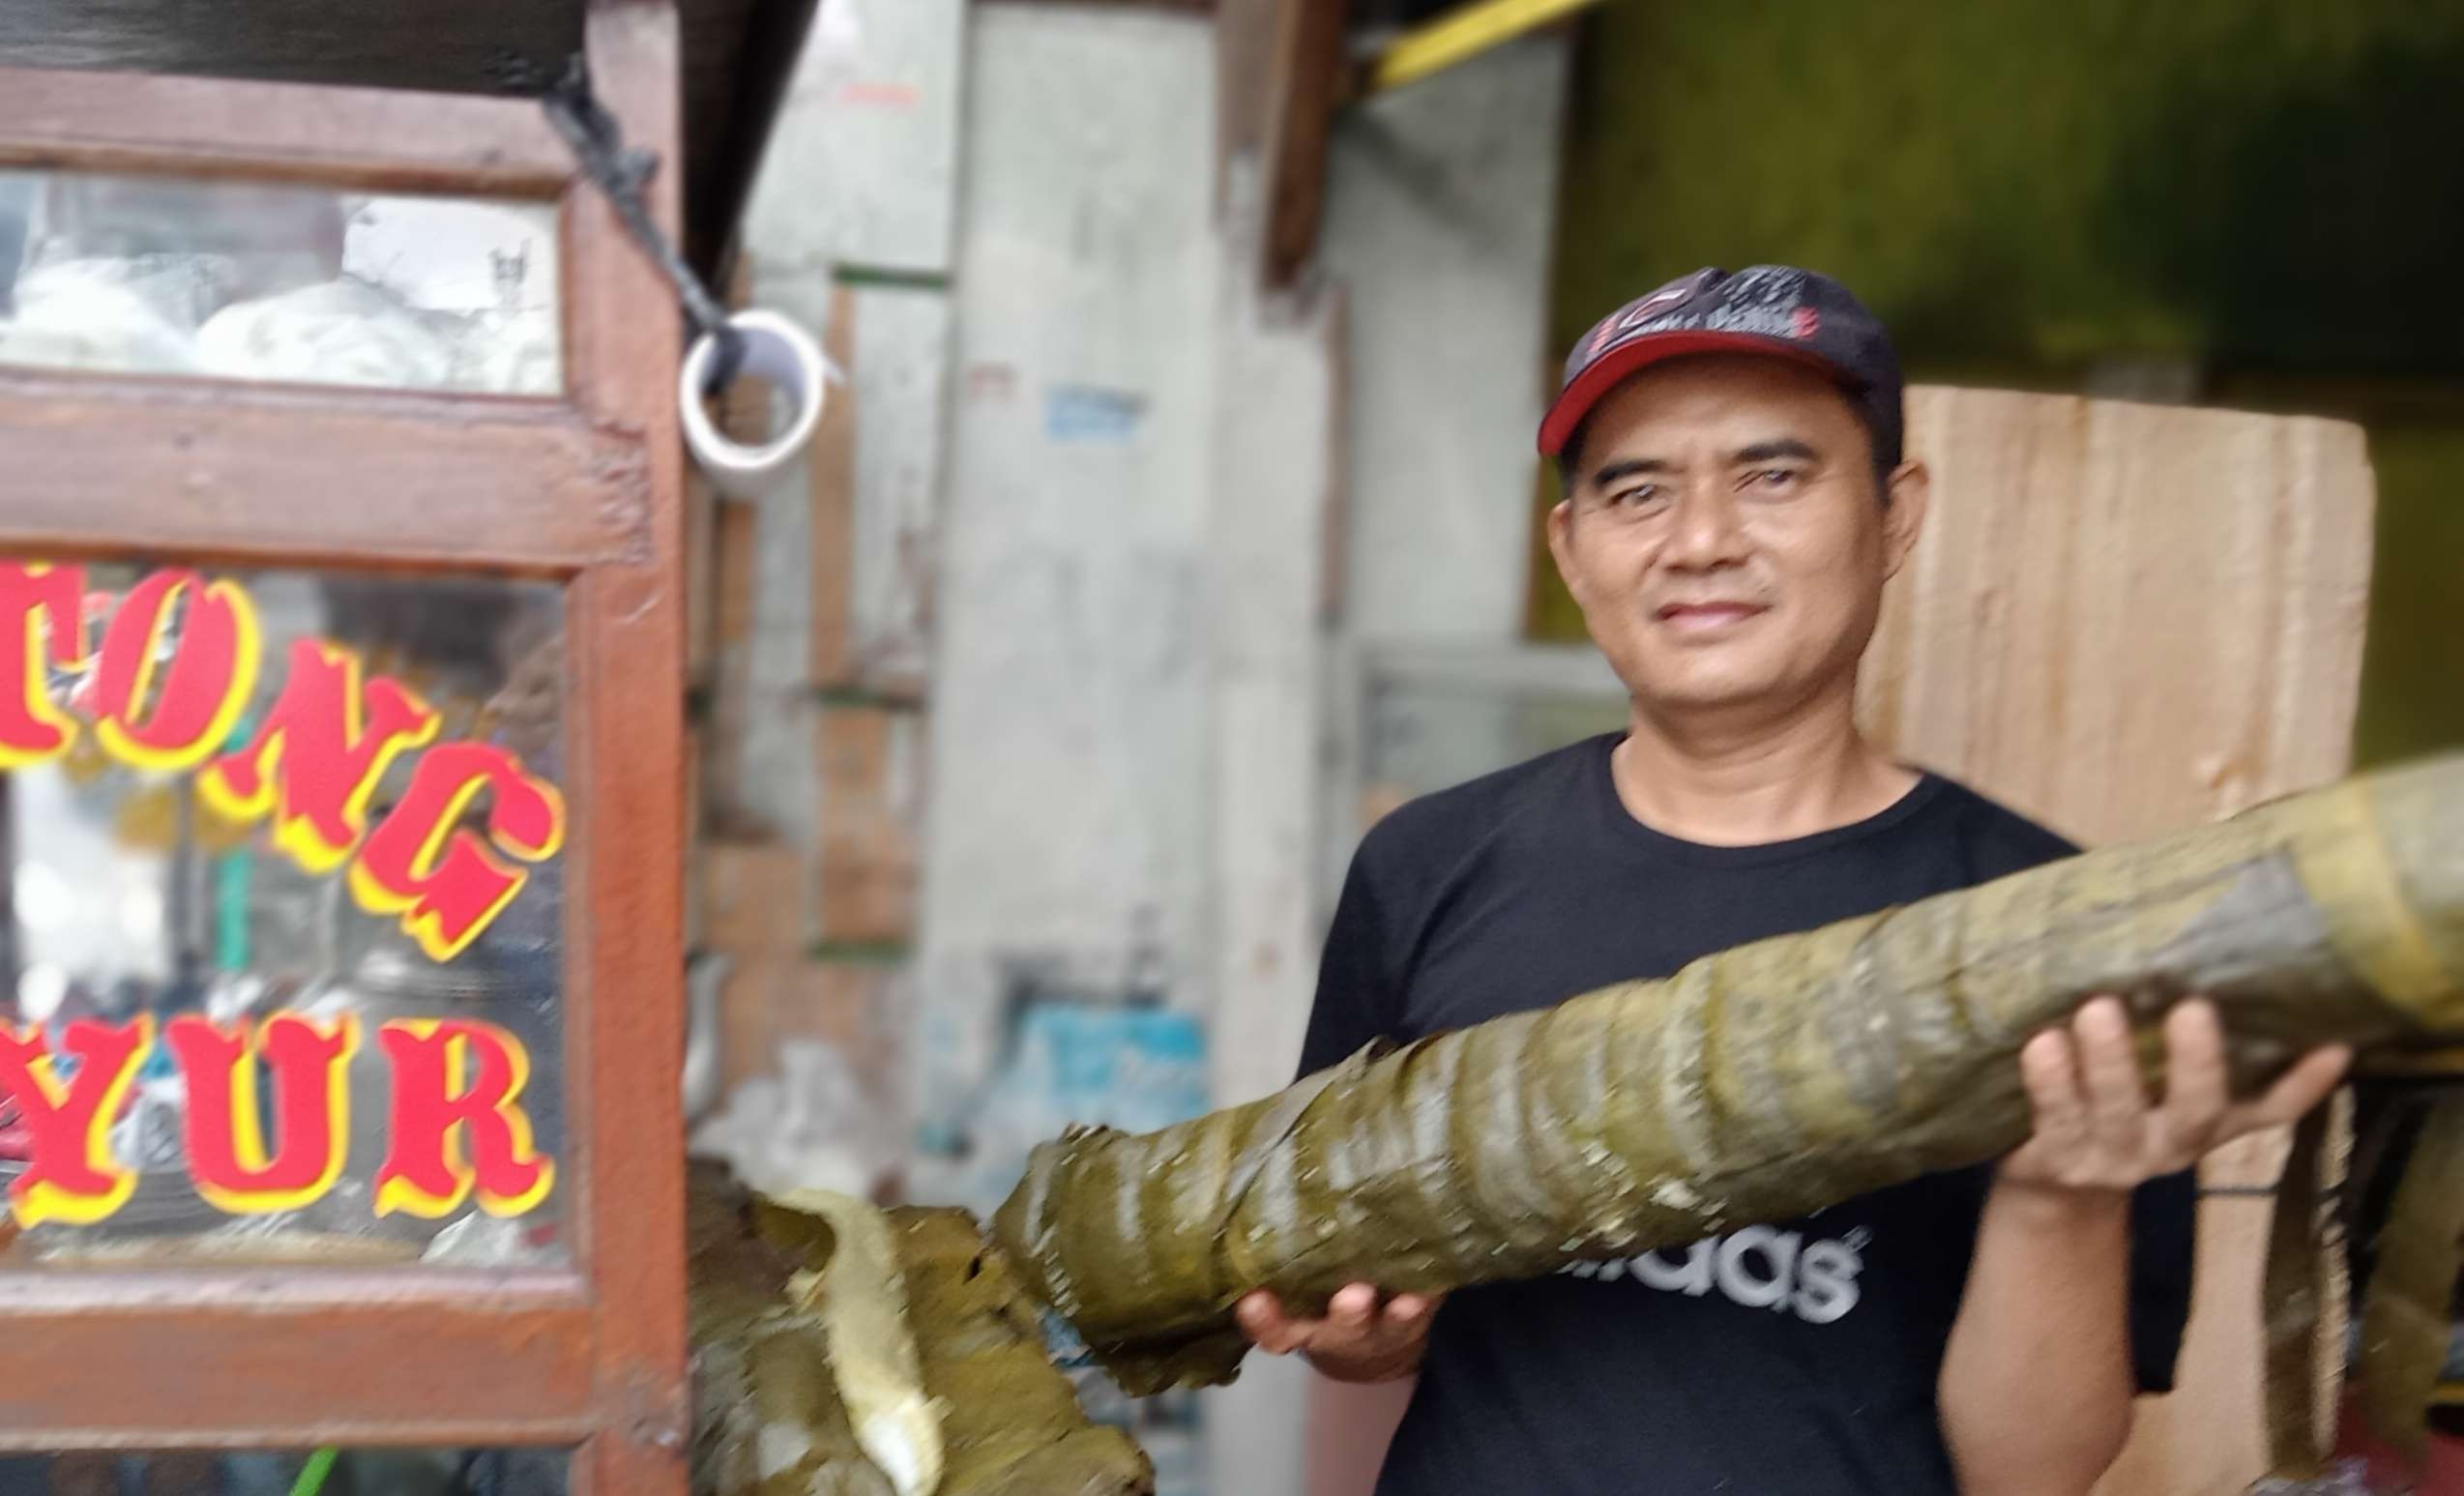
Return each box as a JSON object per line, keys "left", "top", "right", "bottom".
{"left": 0, "top": 1276, "right": 590, "bottom": 1446}
{"left": 1259, "top": 0, "right": 1351, "bottom": 286}
{"left": 0, "top": 372, "right": 649, "bottom": 571}
{"left": 1864, "top": 388, "right": 2372, "bottom": 844}
{"left": 568, "top": 9, "right": 692, "bottom": 1494}
{"left": 0, "top": 63, "right": 569, "bottom": 195}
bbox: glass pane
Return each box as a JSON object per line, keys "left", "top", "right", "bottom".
{"left": 0, "top": 1448, "right": 567, "bottom": 1496}
{"left": 1362, "top": 650, "right": 1629, "bottom": 817}
{"left": 0, "top": 560, "right": 569, "bottom": 1268}
{"left": 0, "top": 170, "right": 560, "bottom": 395}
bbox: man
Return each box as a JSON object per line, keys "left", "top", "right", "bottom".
{"left": 1239, "top": 266, "right": 2350, "bottom": 1496}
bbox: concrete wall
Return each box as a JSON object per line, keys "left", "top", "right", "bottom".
{"left": 915, "top": 13, "right": 1338, "bottom": 1492}
{"left": 711, "top": 10, "right": 1568, "bottom": 1495}
{"left": 1320, "top": 34, "right": 1569, "bottom": 649}
{"left": 743, "top": 0, "right": 963, "bottom": 275}
{"left": 1313, "top": 35, "right": 1575, "bottom": 912}
{"left": 689, "top": 0, "right": 961, "bottom": 1173}
{"left": 914, "top": 5, "right": 1223, "bottom": 1154}
{"left": 1305, "top": 37, "right": 1577, "bottom": 1496}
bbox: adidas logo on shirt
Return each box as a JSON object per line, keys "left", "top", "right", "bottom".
{"left": 1561, "top": 1224, "right": 1869, "bottom": 1325}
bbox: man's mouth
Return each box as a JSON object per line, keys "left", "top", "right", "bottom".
{"left": 1654, "top": 601, "right": 1769, "bottom": 634}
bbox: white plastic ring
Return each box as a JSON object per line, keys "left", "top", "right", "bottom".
{"left": 678, "top": 308, "right": 829, "bottom": 498}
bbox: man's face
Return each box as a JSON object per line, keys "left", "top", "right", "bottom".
{"left": 1546, "top": 354, "right": 1926, "bottom": 719}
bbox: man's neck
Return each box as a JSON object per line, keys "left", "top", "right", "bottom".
{"left": 1609, "top": 682, "right": 1918, "bottom": 848}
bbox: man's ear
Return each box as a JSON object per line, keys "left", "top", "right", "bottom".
{"left": 1881, "top": 460, "right": 1930, "bottom": 580}
{"left": 1546, "top": 497, "right": 1587, "bottom": 608}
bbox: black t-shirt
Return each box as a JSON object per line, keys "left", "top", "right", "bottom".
{"left": 1297, "top": 734, "right": 2197, "bottom": 1496}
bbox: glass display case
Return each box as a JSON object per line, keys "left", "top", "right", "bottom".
{"left": 0, "top": 6, "right": 724, "bottom": 1490}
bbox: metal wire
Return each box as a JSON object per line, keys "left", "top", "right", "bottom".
{"left": 499, "top": 52, "right": 748, "bottom": 393}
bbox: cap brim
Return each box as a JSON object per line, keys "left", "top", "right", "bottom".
{"left": 1537, "top": 331, "right": 1849, "bottom": 458}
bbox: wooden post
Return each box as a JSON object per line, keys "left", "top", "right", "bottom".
{"left": 571, "top": 5, "right": 691, "bottom": 1492}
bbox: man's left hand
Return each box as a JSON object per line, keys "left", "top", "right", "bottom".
{"left": 2000, "top": 995, "right": 2351, "bottom": 1194}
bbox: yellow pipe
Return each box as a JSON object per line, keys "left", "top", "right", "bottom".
{"left": 1367, "top": 0, "right": 1609, "bottom": 95}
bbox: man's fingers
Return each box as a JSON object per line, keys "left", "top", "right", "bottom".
{"left": 1240, "top": 1284, "right": 1411, "bottom": 1357}
{"left": 1327, "top": 1282, "right": 1377, "bottom": 1334}
{"left": 1237, "top": 1290, "right": 1309, "bottom": 1355}
{"left": 1235, "top": 1289, "right": 1280, "bottom": 1333}
{"left": 2155, "top": 998, "right": 2230, "bottom": 1145}
{"left": 1387, "top": 1293, "right": 1437, "bottom": 1327}
{"left": 2232, "top": 1045, "right": 2353, "bottom": 1133}
{"left": 2074, "top": 997, "right": 2149, "bottom": 1147}
{"left": 2019, "top": 1027, "right": 2086, "bottom": 1157}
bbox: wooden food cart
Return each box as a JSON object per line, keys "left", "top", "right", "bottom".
{"left": 0, "top": 3, "right": 810, "bottom": 1490}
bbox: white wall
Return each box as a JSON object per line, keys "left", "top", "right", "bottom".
{"left": 1309, "top": 33, "right": 1575, "bottom": 920}
{"left": 757, "top": 10, "right": 1569, "bottom": 1495}
{"left": 1198, "top": 159, "right": 1343, "bottom": 1496}
{"left": 913, "top": 13, "right": 1342, "bottom": 1494}
{"left": 744, "top": 0, "right": 964, "bottom": 274}
{"left": 915, "top": 6, "right": 1224, "bottom": 1146}
{"left": 1321, "top": 34, "right": 1571, "bottom": 648}
{"left": 1305, "top": 37, "right": 1577, "bottom": 1496}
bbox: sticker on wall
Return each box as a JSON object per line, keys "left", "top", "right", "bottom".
{"left": 1043, "top": 384, "right": 1147, "bottom": 444}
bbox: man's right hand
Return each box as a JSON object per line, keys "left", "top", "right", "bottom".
{"left": 1236, "top": 1282, "right": 1439, "bottom": 1384}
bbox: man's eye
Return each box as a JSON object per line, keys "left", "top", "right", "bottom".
{"left": 1610, "top": 484, "right": 1660, "bottom": 507}
{"left": 1747, "top": 468, "right": 1802, "bottom": 492}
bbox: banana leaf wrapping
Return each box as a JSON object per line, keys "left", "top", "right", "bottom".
{"left": 992, "top": 755, "right": 2464, "bottom": 1395}
{"left": 689, "top": 1164, "right": 1153, "bottom": 1496}
{"left": 689, "top": 1167, "right": 897, "bottom": 1496}
{"left": 2353, "top": 1093, "right": 2464, "bottom": 1466}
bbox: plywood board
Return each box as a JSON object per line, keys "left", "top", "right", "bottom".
{"left": 1863, "top": 387, "right": 2374, "bottom": 843}
{"left": 844, "top": 282, "right": 950, "bottom": 694}
{"left": 1863, "top": 386, "right": 2377, "bottom": 1496}
{"left": 807, "top": 281, "right": 861, "bottom": 685}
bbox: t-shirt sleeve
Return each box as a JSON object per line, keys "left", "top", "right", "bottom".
{"left": 1294, "top": 843, "right": 1401, "bottom": 1080}
{"left": 2127, "top": 1166, "right": 2198, "bottom": 1393}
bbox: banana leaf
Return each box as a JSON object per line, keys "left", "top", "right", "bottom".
{"left": 689, "top": 1164, "right": 1153, "bottom": 1496}
{"left": 2353, "top": 1094, "right": 2464, "bottom": 1466}
{"left": 688, "top": 1167, "right": 903, "bottom": 1496}
{"left": 897, "top": 1208, "right": 1154, "bottom": 1496}
{"left": 992, "top": 755, "right": 2464, "bottom": 1395}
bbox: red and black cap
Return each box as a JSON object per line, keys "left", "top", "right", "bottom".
{"left": 1540, "top": 265, "right": 1903, "bottom": 470}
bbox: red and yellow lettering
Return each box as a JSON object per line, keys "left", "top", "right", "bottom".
{"left": 91, "top": 570, "right": 260, "bottom": 774}
{"left": 0, "top": 1018, "right": 149, "bottom": 1227}
{"left": 166, "top": 1013, "right": 357, "bottom": 1216}
{"left": 373, "top": 1019, "right": 553, "bottom": 1218}
{"left": 0, "top": 562, "right": 88, "bottom": 767}
{"left": 347, "top": 743, "right": 566, "bottom": 962}
{"left": 200, "top": 640, "right": 440, "bottom": 875}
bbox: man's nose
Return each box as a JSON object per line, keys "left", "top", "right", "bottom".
{"left": 1660, "top": 488, "right": 1748, "bottom": 572}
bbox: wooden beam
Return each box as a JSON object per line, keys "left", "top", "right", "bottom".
{"left": 0, "top": 372, "right": 651, "bottom": 572}
{"left": 1259, "top": 0, "right": 1352, "bottom": 287}
{"left": 0, "top": 64, "right": 569, "bottom": 197}
{"left": 570, "top": 7, "right": 694, "bottom": 1495}
{"left": 0, "top": 1274, "right": 591, "bottom": 1447}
